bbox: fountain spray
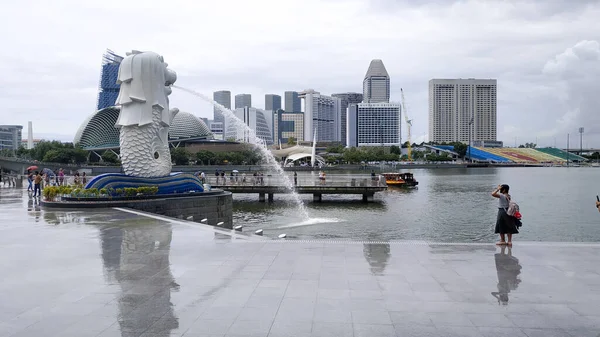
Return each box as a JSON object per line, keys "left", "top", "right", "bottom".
{"left": 173, "top": 85, "right": 310, "bottom": 220}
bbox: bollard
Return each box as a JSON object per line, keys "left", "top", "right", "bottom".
{"left": 200, "top": 218, "right": 208, "bottom": 223}
{"left": 216, "top": 222, "right": 224, "bottom": 227}
{"left": 234, "top": 225, "right": 243, "bottom": 232}
{"left": 278, "top": 234, "right": 287, "bottom": 239}
{"left": 186, "top": 216, "right": 194, "bottom": 221}
{"left": 15, "top": 175, "right": 23, "bottom": 188}
{"left": 255, "top": 229, "right": 263, "bottom": 236}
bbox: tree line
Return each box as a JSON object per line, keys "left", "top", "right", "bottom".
{"left": 322, "top": 142, "right": 465, "bottom": 164}
{"left": 170, "top": 148, "right": 263, "bottom": 166}
{"left": 0, "top": 141, "right": 87, "bottom": 164}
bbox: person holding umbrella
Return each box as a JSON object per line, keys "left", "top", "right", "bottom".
{"left": 26, "top": 166, "right": 38, "bottom": 191}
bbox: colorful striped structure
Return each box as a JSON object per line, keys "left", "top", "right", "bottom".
{"left": 480, "top": 148, "right": 540, "bottom": 163}
{"left": 535, "top": 147, "right": 587, "bottom": 162}
{"left": 85, "top": 172, "right": 204, "bottom": 195}
{"left": 466, "top": 147, "right": 512, "bottom": 162}
{"left": 430, "top": 145, "right": 587, "bottom": 163}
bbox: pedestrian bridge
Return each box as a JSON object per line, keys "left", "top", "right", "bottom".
{"left": 210, "top": 175, "right": 387, "bottom": 202}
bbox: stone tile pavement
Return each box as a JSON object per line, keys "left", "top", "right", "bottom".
{"left": 1, "top": 188, "right": 599, "bottom": 336}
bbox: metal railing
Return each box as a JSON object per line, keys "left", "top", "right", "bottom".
{"left": 208, "top": 174, "right": 387, "bottom": 188}
{"left": 4, "top": 173, "right": 389, "bottom": 189}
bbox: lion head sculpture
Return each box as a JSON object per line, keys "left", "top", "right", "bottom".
{"left": 115, "top": 51, "right": 177, "bottom": 128}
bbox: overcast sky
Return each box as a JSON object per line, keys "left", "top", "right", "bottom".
{"left": 1, "top": 0, "right": 599, "bottom": 147}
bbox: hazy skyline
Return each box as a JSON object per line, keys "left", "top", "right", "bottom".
{"left": 1, "top": 0, "right": 599, "bottom": 147}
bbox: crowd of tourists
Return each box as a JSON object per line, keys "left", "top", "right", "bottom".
{"left": 205, "top": 170, "right": 268, "bottom": 186}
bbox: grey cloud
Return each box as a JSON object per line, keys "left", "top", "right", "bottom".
{"left": 1, "top": 0, "right": 600, "bottom": 147}
{"left": 539, "top": 40, "right": 600, "bottom": 141}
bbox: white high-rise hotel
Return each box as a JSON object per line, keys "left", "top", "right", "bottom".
{"left": 428, "top": 79, "right": 497, "bottom": 143}
{"left": 347, "top": 59, "right": 401, "bottom": 147}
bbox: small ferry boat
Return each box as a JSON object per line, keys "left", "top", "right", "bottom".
{"left": 381, "top": 173, "right": 419, "bottom": 187}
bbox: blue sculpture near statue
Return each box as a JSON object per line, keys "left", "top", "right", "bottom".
{"left": 85, "top": 50, "right": 204, "bottom": 194}
{"left": 85, "top": 172, "right": 203, "bottom": 194}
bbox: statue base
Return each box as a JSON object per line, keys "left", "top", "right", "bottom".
{"left": 85, "top": 172, "right": 204, "bottom": 194}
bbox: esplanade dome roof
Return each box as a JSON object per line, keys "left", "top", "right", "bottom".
{"left": 74, "top": 107, "right": 213, "bottom": 150}
{"left": 169, "top": 111, "right": 212, "bottom": 140}
{"left": 74, "top": 106, "right": 120, "bottom": 150}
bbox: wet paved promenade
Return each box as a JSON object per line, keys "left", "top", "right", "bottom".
{"left": 1, "top": 188, "right": 600, "bottom": 337}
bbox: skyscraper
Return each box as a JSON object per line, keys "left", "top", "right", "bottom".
{"left": 0, "top": 125, "right": 23, "bottom": 150}
{"left": 235, "top": 94, "right": 252, "bottom": 109}
{"left": 284, "top": 91, "right": 301, "bottom": 112}
{"left": 300, "top": 90, "right": 341, "bottom": 142}
{"left": 332, "top": 93, "right": 363, "bottom": 146}
{"left": 265, "top": 94, "right": 282, "bottom": 111}
{"left": 97, "top": 50, "right": 124, "bottom": 110}
{"left": 363, "top": 59, "right": 390, "bottom": 103}
{"left": 273, "top": 110, "right": 304, "bottom": 144}
{"left": 225, "top": 107, "right": 274, "bottom": 145}
{"left": 347, "top": 103, "right": 401, "bottom": 147}
{"left": 428, "top": 79, "right": 497, "bottom": 143}
{"left": 213, "top": 90, "right": 231, "bottom": 124}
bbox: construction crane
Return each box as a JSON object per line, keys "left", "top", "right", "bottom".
{"left": 400, "top": 88, "right": 412, "bottom": 161}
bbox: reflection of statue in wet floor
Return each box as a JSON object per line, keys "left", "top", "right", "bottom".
{"left": 42, "top": 210, "right": 81, "bottom": 225}
{"left": 492, "top": 246, "right": 522, "bottom": 305}
{"left": 362, "top": 240, "right": 391, "bottom": 275}
{"left": 99, "top": 223, "right": 179, "bottom": 336}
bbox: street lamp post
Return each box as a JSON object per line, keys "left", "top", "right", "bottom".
{"left": 567, "top": 133, "right": 570, "bottom": 167}
{"left": 468, "top": 117, "right": 474, "bottom": 163}
{"left": 579, "top": 127, "right": 584, "bottom": 157}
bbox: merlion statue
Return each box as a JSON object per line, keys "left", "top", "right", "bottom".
{"left": 115, "top": 50, "right": 179, "bottom": 177}
{"left": 85, "top": 50, "right": 208, "bottom": 200}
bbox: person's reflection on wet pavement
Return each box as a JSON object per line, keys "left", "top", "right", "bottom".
{"left": 491, "top": 245, "right": 522, "bottom": 305}
{"left": 363, "top": 242, "right": 391, "bottom": 275}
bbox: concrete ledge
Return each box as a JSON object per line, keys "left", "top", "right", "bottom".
{"left": 41, "top": 190, "right": 234, "bottom": 229}
{"left": 41, "top": 190, "right": 227, "bottom": 207}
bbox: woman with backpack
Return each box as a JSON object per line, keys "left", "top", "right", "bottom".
{"left": 492, "top": 184, "right": 518, "bottom": 246}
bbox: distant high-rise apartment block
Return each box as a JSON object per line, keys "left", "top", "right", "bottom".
{"left": 235, "top": 94, "right": 252, "bottom": 109}
{"left": 273, "top": 110, "right": 304, "bottom": 145}
{"left": 300, "top": 90, "right": 341, "bottom": 142}
{"left": 363, "top": 59, "right": 390, "bottom": 103}
{"left": 97, "top": 50, "right": 124, "bottom": 110}
{"left": 213, "top": 90, "right": 231, "bottom": 124}
{"left": 0, "top": 125, "right": 23, "bottom": 150}
{"left": 284, "top": 91, "right": 301, "bottom": 112}
{"left": 265, "top": 94, "right": 282, "bottom": 111}
{"left": 347, "top": 103, "right": 401, "bottom": 147}
{"left": 428, "top": 79, "right": 497, "bottom": 143}
{"left": 332, "top": 93, "right": 363, "bottom": 146}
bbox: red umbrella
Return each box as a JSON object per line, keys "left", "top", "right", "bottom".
{"left": 26, "top": 165, "right": 38, "bottom": 171}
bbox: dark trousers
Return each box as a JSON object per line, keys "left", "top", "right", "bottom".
{"left": 33, "top": 184, "right": 41, "bottom": 196}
